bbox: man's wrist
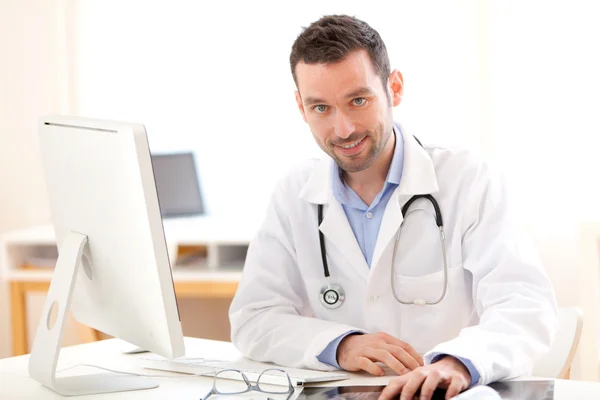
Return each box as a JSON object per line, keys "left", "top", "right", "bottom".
{"left": 438, "top": 356, "right": 472, "bottom": 385}
{"left": 336, "top": 332, "right": 363, "bottom": 366}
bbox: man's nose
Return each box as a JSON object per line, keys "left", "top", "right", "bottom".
{"left": 333, "top": 111, "right": 355, "bottom": 139}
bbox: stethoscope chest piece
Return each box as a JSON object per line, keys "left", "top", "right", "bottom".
{"left": 320, "top": 282, "right": 345, "bottom": 309}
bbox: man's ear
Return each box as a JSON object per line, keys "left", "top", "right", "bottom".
{"left": 295, "top": 91, "right": 308, "bottom": 123}
{"left": 388, "top": 70, "right": 404, "bottom": 107}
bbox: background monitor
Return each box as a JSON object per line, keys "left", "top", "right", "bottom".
{"left": 30, "top": 115, "right": 185, "bottom": 396}
{"left": 151, "top": 152, "right": 205, "bottom": 217}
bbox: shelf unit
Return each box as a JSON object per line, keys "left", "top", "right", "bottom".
{"left": 0, "top": 216, "right": 259, "bottom": 356}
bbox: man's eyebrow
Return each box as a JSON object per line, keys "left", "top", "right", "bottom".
{"left": 302, "top": 96, "right": 326, "bottom": 107}
{"left": 344, "top": 87, "right": 375, "bottom": 99}
{"left": 302, "top": 87, "right": 375, "bottom": 107}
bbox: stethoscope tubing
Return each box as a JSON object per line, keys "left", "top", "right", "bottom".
{"left": 316, "top": 136, "right": 448, "bottom": 307}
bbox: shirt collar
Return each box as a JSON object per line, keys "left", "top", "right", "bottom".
{"left": 385, "top": 124, "right": 404, "bottom": 185}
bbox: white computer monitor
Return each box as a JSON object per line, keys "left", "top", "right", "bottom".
{"left": 29, "top": 115, "right": 185, "bottom": 396}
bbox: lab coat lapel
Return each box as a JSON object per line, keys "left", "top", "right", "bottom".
{"left": 370, "top": 191, "right": 404, "bottom": 270}
{"left": 370, "top": 131, "right": 440, "bottom": 270}
{"left": 319, "top": 201, "right": 369, "bottom": 281}
{"left": 299, "top": 159, "right": 369, "bottom": 282}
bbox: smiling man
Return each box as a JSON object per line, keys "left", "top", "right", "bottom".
{"left": 294, "top": 44, "right": 401, "bottom": 209}
{"left": 229, "top": 15, "right": 558, "bottom": 400}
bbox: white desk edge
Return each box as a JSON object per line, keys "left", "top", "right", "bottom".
{"left": 2, "top": 337, "right": 600, "bottom": 399}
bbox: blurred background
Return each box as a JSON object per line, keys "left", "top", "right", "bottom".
{"left": 1, "top": 0, "right": 600, "bottom": 382}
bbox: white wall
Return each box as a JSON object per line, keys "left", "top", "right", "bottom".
{"left": 488, "top": 0, "right": 600, "bottom": 219}
{"left": 487, "top": 1, "right": 600, "bottom": 380}
{"left": 0, "top": 0, "right": 72, "bottom": 359}
{"left": 73, "top": 0, "right": 484, "bottom": 218}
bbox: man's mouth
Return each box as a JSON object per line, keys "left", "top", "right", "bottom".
{"left": 338, "top": 137, "right": 365, "bottom": 149}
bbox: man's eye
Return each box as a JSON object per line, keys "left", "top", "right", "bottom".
{"left": 353, "top": 98, "right": 366, "bottom": 106}
{"left": 314, "top": 105, "right": 328, "bottom": 113}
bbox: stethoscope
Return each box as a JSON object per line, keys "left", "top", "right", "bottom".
{"left": 317, "top": 137, "right": 449, "bottom": 309}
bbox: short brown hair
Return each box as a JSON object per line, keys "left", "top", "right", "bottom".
{"left": 290, "top": 15, "right": 391, "bottom": 90}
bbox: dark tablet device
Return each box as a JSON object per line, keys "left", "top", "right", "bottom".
{"left": 298, "top": 385, "right": 446, "bottom": 399}
{"left": 299, "top": 380, "right": 555, "bottom": 400}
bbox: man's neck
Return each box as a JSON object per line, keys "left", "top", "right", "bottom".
{"left": 343, "top": 131, "right": 396, "bottom": 206}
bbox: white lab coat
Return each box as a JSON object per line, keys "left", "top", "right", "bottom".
{"left": 229, "top": 133, "right": 558, "bottom": 385}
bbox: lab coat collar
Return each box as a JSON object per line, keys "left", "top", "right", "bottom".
{"left": 299, "top": 125, "right": 439, "bottom": 204}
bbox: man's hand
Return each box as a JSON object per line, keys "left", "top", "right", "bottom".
{"left": 378, "top": 356, "right": 471, "bottom": 400}
{"left": 337, "top": 332, "right": 424, "bottom": 376}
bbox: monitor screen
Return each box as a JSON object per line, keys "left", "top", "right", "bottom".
{"left": 151, "top": 152, "right": 205, "bottom": 217}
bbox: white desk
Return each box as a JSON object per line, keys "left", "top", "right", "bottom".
{"left": 2, "top": 337, "right": 600, "bottom": 399}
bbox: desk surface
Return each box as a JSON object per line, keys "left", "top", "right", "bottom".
{"left": 2, "top": 337, "right": 600, "bottom": 399}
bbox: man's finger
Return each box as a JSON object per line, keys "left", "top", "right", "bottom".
{"left": 356, "top": 355, "right": 385, "bottom": 376}
{"left": 377, "top": 333, "right": 424, "bottom": 366}
{"left": 378, "top": 376, "right": 407, "bottom": 400}
{"left": 384, "top": 344, "right": 422, "bottom": 371}
{"left": 419, "top": 370, "right": 443, "bottom": 400}
{"left": 399, "top": 371, "right": 428, "bottom": 400}
{"left": 363, "top": 348, "right": 409, "bottom": 376}
{"left": 445, "top": 376, "right": 468, "bottom": 399}
{"left": 398, "top": 342, "right": 424, "bottom": 366}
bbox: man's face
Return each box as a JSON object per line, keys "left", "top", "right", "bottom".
{"left": 294, "top": 50, "right": 403, "bottom": 173}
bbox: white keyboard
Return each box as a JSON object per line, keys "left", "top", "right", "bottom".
{"left": 138, "top": 355, "right": 348, "bottom": 387}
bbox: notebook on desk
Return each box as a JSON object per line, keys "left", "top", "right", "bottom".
{"left": 138, "top": 354, "right": 349, "bottom": 387}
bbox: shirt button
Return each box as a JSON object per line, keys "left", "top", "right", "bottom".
{"left": 366, "top": 212, "right": 373, "bottom": 219}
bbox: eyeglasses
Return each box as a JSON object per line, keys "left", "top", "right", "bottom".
{"left": 201, "top": 368, "right": 295, "bottom": 400}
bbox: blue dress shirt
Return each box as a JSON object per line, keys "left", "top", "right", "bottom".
{"left": 316, "top": 126, "right": 480, "bottom": 387}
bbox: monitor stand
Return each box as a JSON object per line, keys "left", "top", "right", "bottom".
{"left": 27, "top": 231, "right": 158, "bottom": 396}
